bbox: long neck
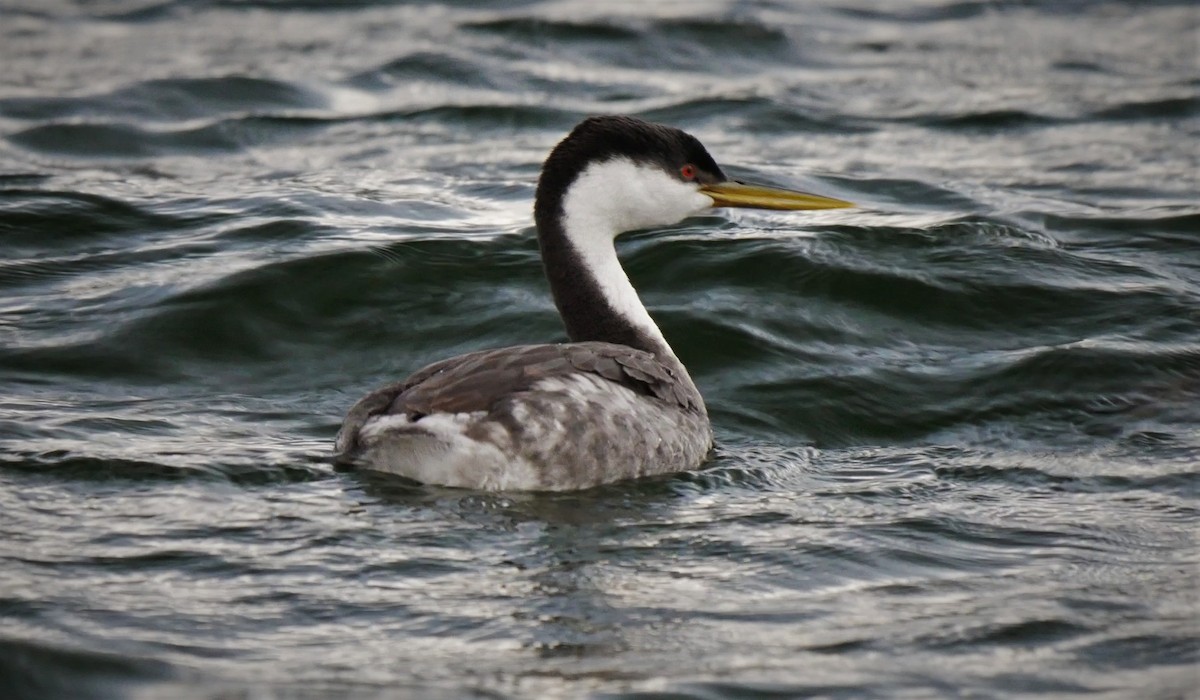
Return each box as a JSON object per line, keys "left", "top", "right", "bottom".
{"left": 536, "top": 213, "right": 676, "bottom": 359}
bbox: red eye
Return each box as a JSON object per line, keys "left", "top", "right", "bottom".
{"left": 680, "top": 164, "right": 697, "bottom": 180}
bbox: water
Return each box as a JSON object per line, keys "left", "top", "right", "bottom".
{"left": 1, "top": 1, "right": 1197, "bottom": 698}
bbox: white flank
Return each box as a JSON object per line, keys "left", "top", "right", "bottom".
{"left": 356, "top": 412, "right": 541, "bottom": 490}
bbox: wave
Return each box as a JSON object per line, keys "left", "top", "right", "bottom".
{"left": 1, "top": 200, "right": 1195, "bottom": 452}
{"left": 0, "top": 77, "right": 323, "bottom": 123}
{"left": 0, "top": 637, "right": 175, "bottom": 700}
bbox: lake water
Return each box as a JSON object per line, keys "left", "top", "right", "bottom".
{"left": 1, "top": 1, "right": 1197, "bottom": 698}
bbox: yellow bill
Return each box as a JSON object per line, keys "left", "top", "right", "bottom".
{"left": 699, "top": 181, "right": 853, "bottom": 210}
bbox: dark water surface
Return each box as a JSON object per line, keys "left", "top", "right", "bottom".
{"left": 1, "top": 1, "right": 1198, "bottom": 698}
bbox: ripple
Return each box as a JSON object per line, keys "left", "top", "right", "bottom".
{"left": 0, "top": 76, "right": 323, "bottom": 123}
{"left": 1089, "top": 96, "right": 1199, "bottom": 121}
{"left": 463, "top": 17, "right": 642, "bottom": 43}
{"left": 0, "top": 189, "right": 198, "bottom": 251}
{"left": 0, "top": 453, "right": 326, "bottom": 485}
{"left": 9, "top": 122, "right": 240, "bottom": 158}
{"left": 913, "top": 109, "right": 1062, "bottom": 130}
{"left": 6, "top": 113, "right": 339, "bottom": 158}
{"left": 379, "top": 102, "right": 576, "bottom": 128}
{"left": 1038, "top": 211, "right": 1200, "bottom": 240}
{"left": 0, "top": 637, "right": 176, "bottom": 700}
{"left": 929, "top": 617, "right": 1090, "bottom": 649}
{"left": 932, "top": 462, "right": 1200, "bottom": 497}
{"left": 831, "top": 2, "right": 992, "bottom": 23}
{"left": 463, "top": 13, "right": 797, "bottom": 72}
{"left": 348, "top": 51, "right": 497, "bottom": 92}
{"left": 636, "top": 97, "right": 867, "bottom": 133}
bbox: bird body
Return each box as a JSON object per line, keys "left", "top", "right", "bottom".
{"left": 337, "top": 342, "right": 708, "bottom": 490}
{"left": 335, "top": 116, "right": 850, "bottom": 491}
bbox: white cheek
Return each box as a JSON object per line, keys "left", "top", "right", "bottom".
{"left": 563, "top": 158, "right": 712, "bottom": 236}
{"left": 626, "top": 169, "right": 711, "bottom": 229}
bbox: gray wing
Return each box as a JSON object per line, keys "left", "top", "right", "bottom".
{"left": 335, "top": 342, "right": 700, "bottom": 455}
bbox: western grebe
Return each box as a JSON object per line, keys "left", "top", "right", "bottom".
{"left": 335, "top": 115, "right": 851, "bottom": 491}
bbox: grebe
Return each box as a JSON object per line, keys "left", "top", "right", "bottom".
{"left": 335, "top": 116, "right": 851, "bottom": 490}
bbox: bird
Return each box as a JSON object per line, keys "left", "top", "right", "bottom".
{"left": 334, "top": 115, "right": 851, "bottom": 491}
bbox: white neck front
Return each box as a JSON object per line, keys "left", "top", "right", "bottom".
{"left": 556, "top": 159, "right": 712, "bottom": 359}
{"left": 564, "top": 220, "right": 672, "bottom": 356}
